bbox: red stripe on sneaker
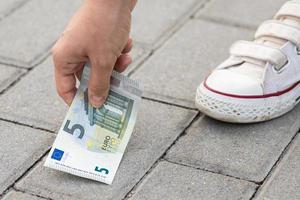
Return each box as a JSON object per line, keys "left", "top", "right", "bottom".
{"left": 204, "top": 79, "right": 300, "bottom": 99}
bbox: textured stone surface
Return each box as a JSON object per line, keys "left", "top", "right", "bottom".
{"left": 2, "top": 191, "right": 43, "bottom": 200}
{"left": 256, "top": 134, "right": 300, "bottom": 200}
{"left": 0, "top": 121, "right": 54, "bottom": 194}
{"left": 124, "top": 44, "right": 151, "bottom": 75}
{"left": 132, "top": 20, "right": 253, "bottom": 107}
{"left": 0, "top": 58, "right": 67, "bottom": 131}
{"left": 0, "top": 0, "right": 27, "bottom": 20}
{"left": 131, "top": 0, "right": 203, "bottom": 46}
{"left": 1, "top": 0, "right": 299, "bottom": 199}
{"left": 0, "top": 65, "right": 25, "bottom": 93}
{"left": 166, "top": 105, "right": 300, "bottom": 182}
{"left": 196, "top": 0, "right": 287, "bottom": 28}
{"left": 0, "top": 0, "right": 81, "bottom": 68}
{"left": 15, "top": 100, "right": 197, "bottom": 200}
{"left": 130, "top": 161, "right": 256, "bottom": 200}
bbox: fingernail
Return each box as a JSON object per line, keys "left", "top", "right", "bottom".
{"left": 91, "top": 96, "right": 105, "bottom": 108}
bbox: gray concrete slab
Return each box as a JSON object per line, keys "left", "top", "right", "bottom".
{"left": 2, "top": 191, "right": 44, "bottom": 200}
{"left": 15, "top": 100, "right": 197, "bottom": 200}
{"left": 0, "top": 65, "right": 25, "bottom": 93}
{"left": 131, "top": 20, "right": 253, "bottom": 108}
{"left": 129, "top": 161, "right": 257, "bottom": 200}
{"left": 255, "top": 133, "right": 300, "bottom": 200}
{"left": 0, "top": 0, "right": 81, "bottom": 68}
{"left": 165, "top": 105, "right": 300, "bottom": 183}
{"left": 0, "top": 58, "right": 67, "bottom": 131}
{"left": 124, "top": 43, "right": 151, "bottom": 75}
{"left": 131, "top": 0, "right": 204, "bottom": 47}
{"left": 196, "top": 0, "right": 287, "bottom": 28}
{"left": 0, "top": 0, "right": 27, "bottom": 21}
{"left": 0, "top": 121, "right": 55, "bottom": 194}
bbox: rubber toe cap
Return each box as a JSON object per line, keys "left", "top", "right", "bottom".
{"left": 205, "top": 69, "right": 263, "bottom": 96}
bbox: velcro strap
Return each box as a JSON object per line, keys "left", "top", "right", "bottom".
{"left": 275, "top": 0, "right": 300, "bottom": 19}
{"left": 255, "top": 20, "right": 300, "bottom": 47}
{"left": 230, "top": 40, "right": 287, "bottom": 69}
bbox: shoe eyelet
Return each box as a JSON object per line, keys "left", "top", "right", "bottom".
{"left": 272, "top": 60, "right": 289, "bottom": 74}
{"left": 296, "top": 46, "right": 300, "bottom": 55}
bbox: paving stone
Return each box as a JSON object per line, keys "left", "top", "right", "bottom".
{"left": 0, "top": 120, "right": 55, "bottom": 194}
{"left": 0, "top": 0, "right": 81, "bottom": 68}
{"left": 130, "top": 161, "right": 257, "bottom": 200}
{"left": 0, "top": 0, "right": 27, "bottom": 20}
{"left": 2, "top": 191, "right": 43, "bottom": 200}
{"left": 0, "top": 58, "right": 67, "bottom": 131}
{"left": 165, "top": 105, "right": 300, "bottom": 182}
{"left": 124, "top": 43, "right": 151, "bottom": 75}
{"left": 15, "top": 100, "right": 197, "bottom": 200}
{"left": 131, "top": 20, "right": 253, "bottom": 108}
{"left": 131, "top": 0, "right": 203, "bottom": 47}
{"left": 255, "top": 133, "right": 300, "bottom": 200}
{"left": 196, "top": 0, "right": 287, "bottom": 28}
{"left": 0, "top": 65, "right": 25, "bottom": 93}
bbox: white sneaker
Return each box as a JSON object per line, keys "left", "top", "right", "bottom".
{"left": 195, "top": 0, "right": 300, "bottom": 123}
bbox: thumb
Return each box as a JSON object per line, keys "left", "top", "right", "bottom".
{"left": 88, "top": 58, "right": 114, "bottom": 108}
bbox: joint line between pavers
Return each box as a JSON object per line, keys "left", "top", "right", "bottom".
{"left": 127, "top": 50, "right": 154, "bottom": 77}
{"left": 164, "top": 158, "right": 258, "bottom": 185}
{"left": 0, "top": 69, "right": 29, "bottom": 95}
{"left": 0, "top": 53, "right": 52, "bottom": 97}
{"left": 249, "top": 131, "right": 300, "bottom": 200}
{"left": 0, "top": 68, "right": 26, "bottom": 94}
{"left": 122, "top": 112, "right": 201, "bottom": 200}
{"left": 190, "top": 0, "right": 257, "bottom": 30}
{"left": 194, "top": 15, "right": 257, "bottom": 31}
{"left": 0, "top": 40, "right": 52, "bottom": 69}
{"left": 0, "top": 117, "right": 55, "bottom": 134}
{"left": 0, "top": 56, "right": 28, "bottom": 69}
{"left": 0, "top": 0, "right": 34, "bottom": 22}
{"left": 28, "top": 42, "right": 55, "bottom": 69}
{"left": 162, "top": 114, "right": 261, "bottom": 185}
{"left": 141, "top": 96, "right": 198, "bottom": 111}
{"left": 150, "top": 0, "right": 210, "bottom": 51}
{"left": 190, "top": 0, "right": 213, "bottom": 19}
{"left": 13, "top": 188, "right": 54, "bottom": 200}
{"left": 125, "top": 48, "right": 153, "bottom": 76}
{"left": 0, "top": 148, "right": 51, "bottom": 199}
{"left": 2, "top": 188, "right": 53, "bottom": 200}
{"left": 123, "top": 159, "right": 162, "bottom": 200}
{"left": 128, "top": 0, "right": 211, "bottom": 77}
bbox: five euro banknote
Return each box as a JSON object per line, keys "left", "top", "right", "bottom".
{"left": 44, "top": 64, "right": 142, "bottom": 184}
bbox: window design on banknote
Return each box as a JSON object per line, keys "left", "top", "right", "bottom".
{"left": 84, "top": 89, "right": 134, "bottom": 140}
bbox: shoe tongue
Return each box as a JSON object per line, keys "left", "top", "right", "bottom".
{"left": 228, "top": 16, "right": 300, "bottom": 80}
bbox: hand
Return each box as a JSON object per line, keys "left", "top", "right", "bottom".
{"left": 52, "top": 0, "right": 137, "bottom": 107}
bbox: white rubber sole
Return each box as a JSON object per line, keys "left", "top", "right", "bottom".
{"left": 195, "top": 83, "right": 300, "bottom": 123}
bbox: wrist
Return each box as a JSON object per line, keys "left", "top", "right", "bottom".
{"left": 84, "top": 0, "right": 134, "bottom": 10}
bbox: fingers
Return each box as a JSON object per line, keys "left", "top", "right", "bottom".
{"left": 114, "top": 54, "right": 132, "bottom": 72}
{"left": 55, "top": 37, "right": 133, "bottom": 107}
{"left": 54, "top": 65, "right": 77, "bottom": 106}
{"left": 130, "top": 0, "right": 138, "bottom": 11}
{"left": 115, "top": 38, "right": 133, "bottom": 72}
{"left": 74, "top": 63, "right": 85, "bottom": 81}
{"left": 53, "top": 42, "right": 85, "bottom": 106}
{"left": 122, "top": 38, "right": 133, "bottom": 54}
{"left": 88, "top": 58, "right": 115, "bottom": 108}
